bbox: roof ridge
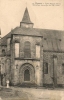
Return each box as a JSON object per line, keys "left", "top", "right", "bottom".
{"left": 33, "top": 28, "right": 64, "bottom": 32}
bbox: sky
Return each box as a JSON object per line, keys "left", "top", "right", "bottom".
{"left": 0, "top": 0, "right": 64, "bottom": 37}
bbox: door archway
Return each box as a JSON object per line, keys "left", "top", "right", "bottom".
{"left": 19, "top": 63, "right": 35, "bottom": 84}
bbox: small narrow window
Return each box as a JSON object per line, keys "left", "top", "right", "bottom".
{"left": 62, "top": 63, "right": 64, "bottom": 74}
{"left": 36, "top": 45, "right": 40, "bottom": 58}
{"left": 15, "top": 43, "right": 19, "bottom": 58}
{"left": 0, "top": 65, "right": 1, "bottom": 73}
{"left": 44, "top": 62, "right": 48, "bottom": 74}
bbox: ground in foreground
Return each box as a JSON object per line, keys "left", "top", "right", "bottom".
{"left": 0, "top": 87, "right": 64, "bottom": 100}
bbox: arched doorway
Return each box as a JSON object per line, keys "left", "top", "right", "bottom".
{"left": 19, "top": 63, "right": 35, "bottom": 84}
{"left": 24, "top": 69, "right": 30, "bottom": 81}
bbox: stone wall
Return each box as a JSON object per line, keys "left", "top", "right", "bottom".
{"left": 0, "top": 57, "right": 6, "bottom": 85}
{"left": 10, "top": 35, "right": 43, "bottom": 86}
{"left": 43, "top": 51, "right": 64, "bottom": 85}
{"left": 5, "top": 57, "right": 11, "bottom": 80}
{"left": 11, "top": 35, "right": 42, "bottom": 58}
{"left": 7, "top": 38, "right": 11, "bottom": 51}
{"left": 11, "top": 60, "right": 42, "bottom": 86}
{"left": 10, "top": 34, "right": 64, "bottom": 86}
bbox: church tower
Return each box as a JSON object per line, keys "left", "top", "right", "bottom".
{"left": 20, "top": 7, "right": 34, "bottom": 28}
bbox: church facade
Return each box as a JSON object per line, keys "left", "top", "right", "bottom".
{"left": 0, "top": 8, "right": 64, "bottom": 87}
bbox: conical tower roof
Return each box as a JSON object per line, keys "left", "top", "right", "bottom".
{"left": 21, "top": 7, "right": 33, "bottom": 24}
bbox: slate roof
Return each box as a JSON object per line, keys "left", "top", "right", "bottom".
{"left": 0, "top": 27, "right": 64, "bottom": 52}
{"left": 0, "top": 31, "right": 12, "bottom": 46}
{"left": 21, "top": 7, "right": 33, "bottom": 24}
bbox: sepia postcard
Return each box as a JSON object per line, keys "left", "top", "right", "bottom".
{"left": 0, "top": 0, "right": 64, "bottom": 100}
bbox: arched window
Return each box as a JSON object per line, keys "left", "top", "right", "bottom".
{"left": 24, "top": 41, "right": 31, "bottom": 58}
{"left": 2, "top": 49, "right": 6, "bottom": 55}
{"left": 2, "top": 49, "right": 5, "bottom": 53}
{"left": 44, "top": 62, "right": 48, "bottom": 74}
{"left": 24, "top": 69, "right": 30, "bottom": 81}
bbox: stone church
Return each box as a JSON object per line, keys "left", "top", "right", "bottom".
{"left": 0, "top": 7, "right": 64, "bottom": 87}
